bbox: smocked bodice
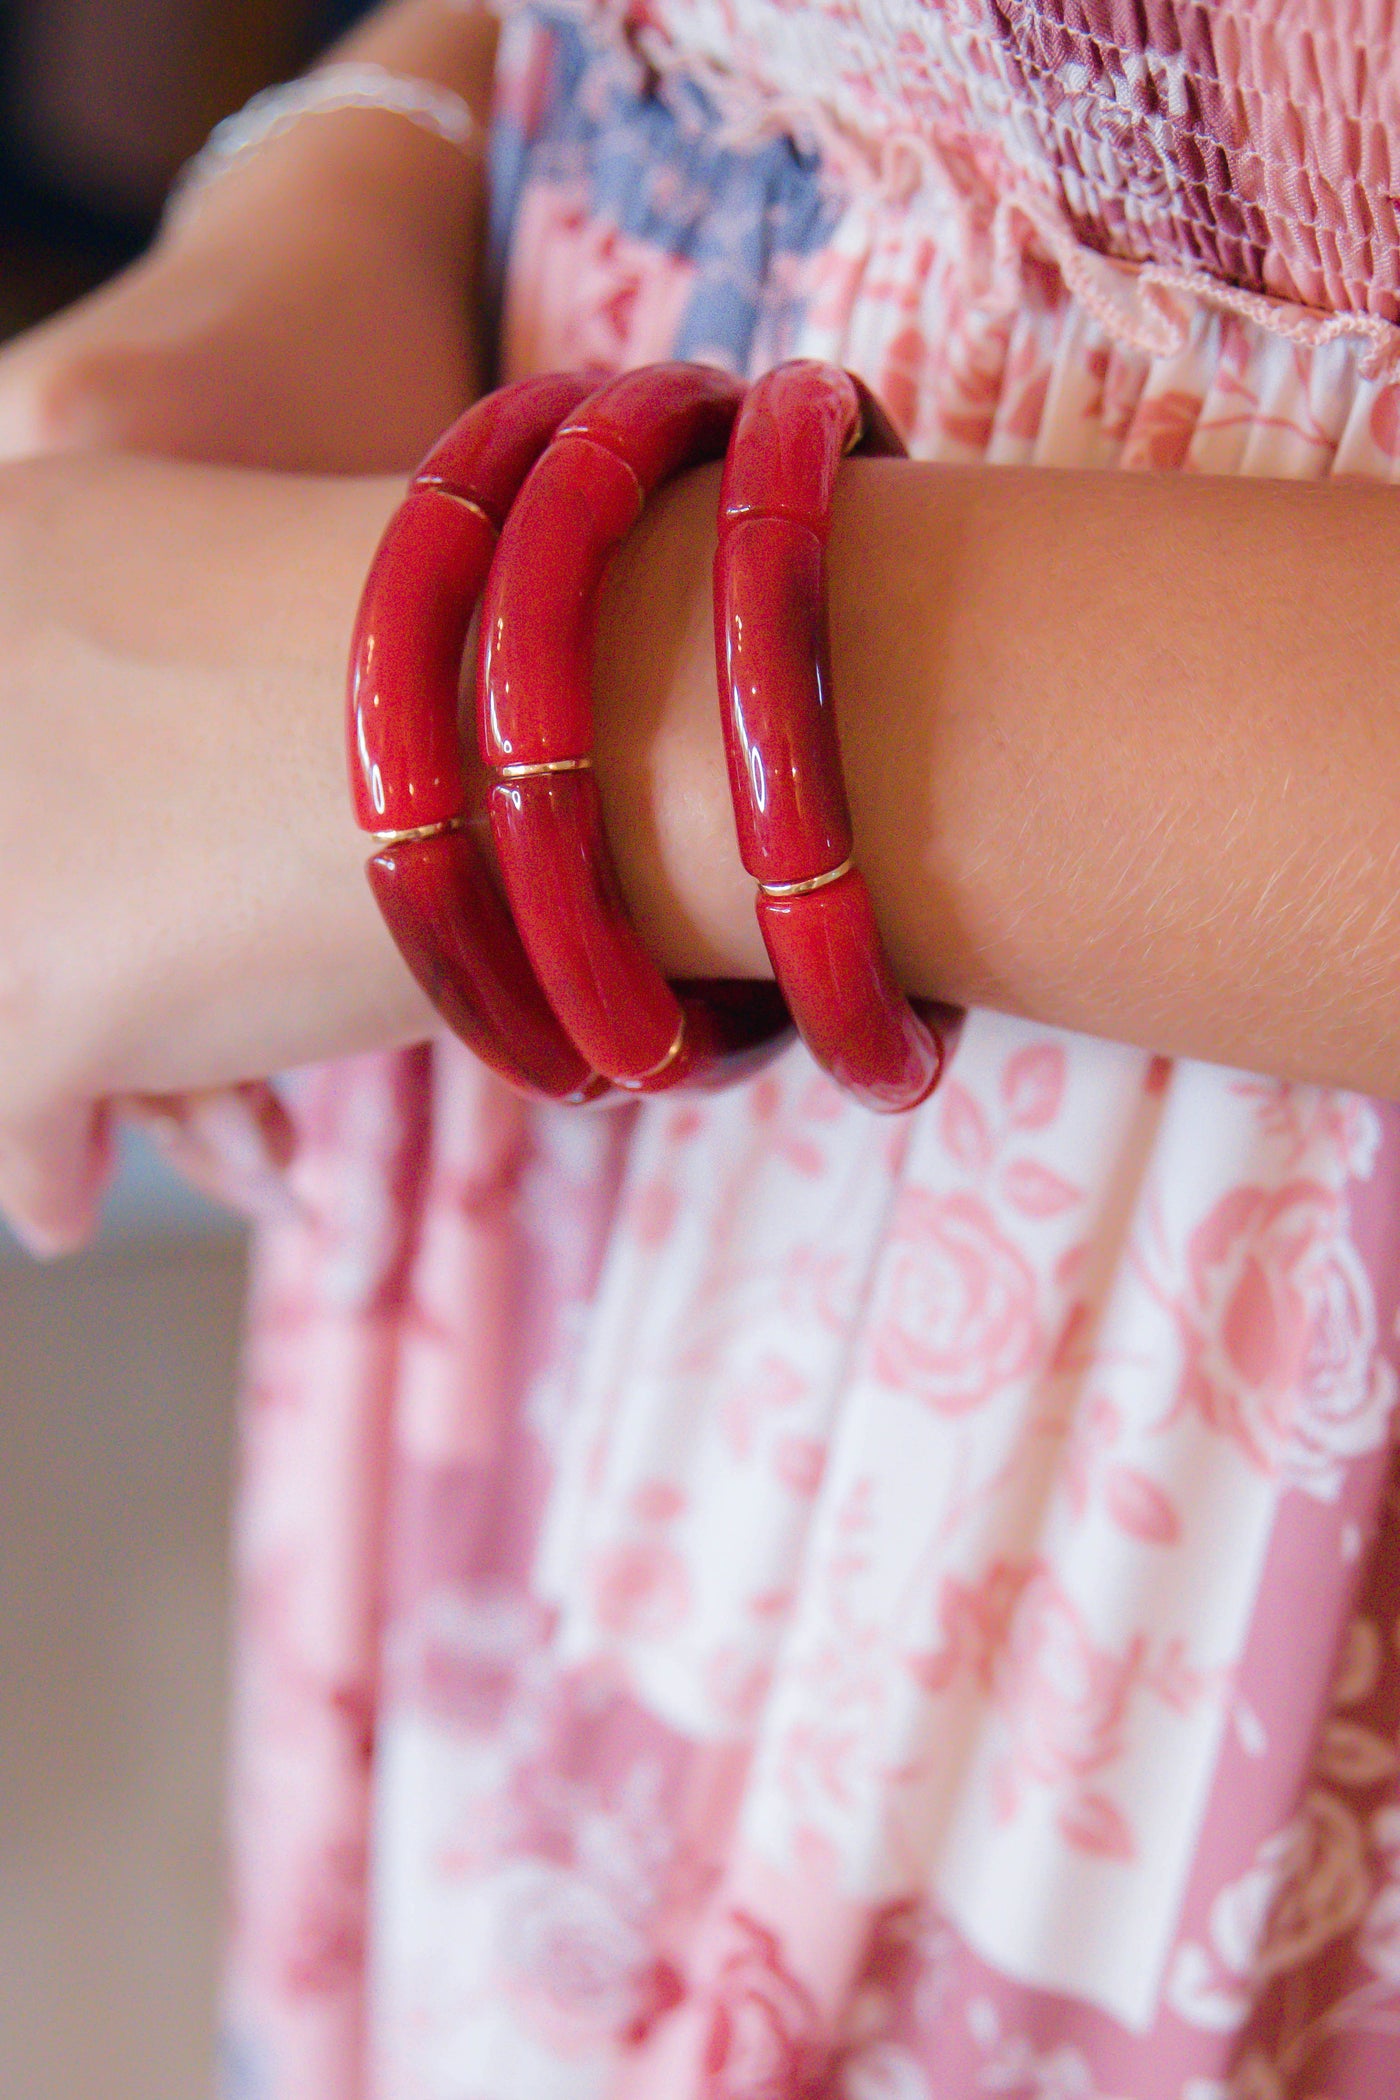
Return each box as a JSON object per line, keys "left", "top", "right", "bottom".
{"left": 580, "top": 0, "right": 1400, "bottom": 324}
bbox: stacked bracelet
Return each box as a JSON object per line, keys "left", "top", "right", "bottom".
{"left": 478, "top": 363, "right": 792, "bottom": 1093}
{"left": 349, "top": 360, "right": 959, "bottom": 1113}
{"left": 348, "top": 372, "right": 614, "bottom": 1102}
{"left": 715, "top": 360, "right": 964, "bottom": 1111}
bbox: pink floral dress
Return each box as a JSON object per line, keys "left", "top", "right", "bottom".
{"left": 220, "top": 5, "right": 1400, "bottom": 2096}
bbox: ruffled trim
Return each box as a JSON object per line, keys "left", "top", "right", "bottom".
{"left": 999, "top": 186, "right": 1400, "bottom": 380}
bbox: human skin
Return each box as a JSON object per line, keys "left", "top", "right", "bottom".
{"left": 4, "top": 446, "right": 1400, "bottom": 1162}
{"left": 0, "top": 0, "right": 495, "bottom": 469}
{"left": 0, "top": 0, "right": 495, "bottom": 1245}
{"left": 597, "top": 456, "right": 1400, "bottom": 1102}
{"left": 2, "top": 1, "right": 1399, "bottom": 1251}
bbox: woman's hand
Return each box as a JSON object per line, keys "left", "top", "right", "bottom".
{"left": 0, "top": 453, "right": 436, "bottom": 1252}
{"left": 0, "top": 0, "right": 497, "bottom": 1248}
{"left": 0, "top": 180, "right": 476, "bottom": 1248}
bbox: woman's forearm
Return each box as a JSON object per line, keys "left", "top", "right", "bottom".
{"left": 594, "top": 460, "right": 1400, "bottom": 1099}
{"left": 0, "top": 2, "right": 499, "bottom": 475}
{"left": 8, "top": 451, "right": 1400, "bottom": 1128}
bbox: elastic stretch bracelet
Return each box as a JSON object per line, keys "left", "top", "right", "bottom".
{"left": 477, "top": 363, "right": 793, "bottom": 1093}
{"left": 714, "top": 359, "right": 964, "bottom": 1111}
{"left": 348, "top": 360, "right": 956, "bottom": 1114}
{"left": 347, "top": 374, "right": 614, "bottom": 1104}
{"left": 165, "top": 60, "right": 483, "bottom": 228}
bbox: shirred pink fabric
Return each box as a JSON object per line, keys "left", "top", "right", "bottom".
{"left": 222, "top": 5, "right": 1400, "bottom": 2096}
{"left": 606, "top": 0, "right": 1400, "bottom": 345}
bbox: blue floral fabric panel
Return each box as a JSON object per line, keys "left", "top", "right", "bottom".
{"left": 488, "top": 9, "right": 841, "bottom": 371}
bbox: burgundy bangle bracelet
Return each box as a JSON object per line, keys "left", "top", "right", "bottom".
{"left": 349, "top": 360, "right": 950, "bottom": 1112}
{"left": 347, "top": 372, "right": 615, "bottom": 1103}
{"left": 715, "top": 360, "right": 964, "bottom": 1112}
{"left": 478, "top": 362, "right": 792, "bottom": 1093}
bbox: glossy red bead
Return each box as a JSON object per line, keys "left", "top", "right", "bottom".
{"left": 477, "top": 434, "right": 642, "bottom": 768}
{"left": 413, "top": 369, "right": 603, "bottom": 525}
{"left": 348, "top": 486, "right": 495, "bottom": 832}
{"left": 349, "top": 372, "right": 647, "bottom": 1096}
{"left": 351, "top": 374, "right": 604, "bottom": 831}
{"left": 557, "top": 362, "right": 745, "bottom": 492}
{"left": 715, "top": 514, "right": 852, "bottom": 884}
{"left": 476, "top": 364, "right": 777, "bottom": 1096}
{"left": 489, "top": 769, "right": 685, "bottom": 1087}
{"left": 717, "top": 359, "right": 960, "bottom": 1109}
{"left": 757, "top": 869, "right": 947, "bottom": 1112}
{"left": 368, "top": 828, "right": 613, "bottom": 1102}
{"left": 719, "top": 361, "right": 860, "bottom": 535}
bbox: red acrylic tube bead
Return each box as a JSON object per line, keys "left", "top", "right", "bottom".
{"left": 717, "top": 513, "right": 851, "bottom": 886}
{"left": 478, "top": 363, "right": 789, "bottom": 1094}
{"left": 369, "top": 827, "right": 608, "bottom": 1103}
{"left": 491, "top": 771, "right": 794, "bottom": 1093}
{"left": 348, "top": 488, "right": 495, "bottom": 834}
{"left": 477, "top": 434, "right": 643, "bottom": 768}
{"left": 490, "top": 769, "right": 685, "bottom": 1087}
{"left": 716, "top": 360, "right": 962, "bottom": 1112}
{"left": 479, "top": 362, "right": 746, "bottom": 770}
{"left": 757, "top": 867, "right": 948, "bottom": 1111}
{"left": 719, "top": 362, "right": 904, "bottom": 534}
{"left": 555, "top": 361, "right": 745, "bottom": 491}
{"left": 349, "top": 370, "right": 601, "bottom": 833}
{"left": 348, "top": 372, "right": 631, "bottom": 1103}
{"left": 414, "top": 369, "right": 604, "bottom": 526}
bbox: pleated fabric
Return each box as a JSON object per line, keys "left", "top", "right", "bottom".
{"left": 221, "top": 10, "right": 1400, "bottom": 2096}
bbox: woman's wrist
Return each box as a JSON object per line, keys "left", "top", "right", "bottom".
{"left": 13, "top": 434, "right": 1400, "bottom": 1127}
{"left": 593, "top": 452, "right": 1400, "bottom": 1100}
{"left": 0, "top": 455, "right": 435, "bottom": 1119}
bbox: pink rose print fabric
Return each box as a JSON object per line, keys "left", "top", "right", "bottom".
{"left": 219, "top": 5, "right": 1400, "bottom": 2096}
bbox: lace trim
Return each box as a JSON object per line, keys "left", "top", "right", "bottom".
{"left": 497, "top": 0, "right": 1400, "bottom": 381}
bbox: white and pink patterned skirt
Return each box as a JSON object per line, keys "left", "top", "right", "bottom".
{"left": 219, "top": 11, "right": 1400, "bottom": 2096}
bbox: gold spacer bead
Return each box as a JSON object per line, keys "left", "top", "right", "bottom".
{"left": 620, "top": 1011, "right": 686, "bottom": 1089}
{"left": 370, "top": 815, "right": 467, "bottom": 847}
{"left": 496, "top": 756, "right": 594, "bottom": 780}
{"left": 757, "top": 856, "right": 855, "bottom": 899}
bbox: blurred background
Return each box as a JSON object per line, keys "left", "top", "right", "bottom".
{"left": 0, "top": 5, "right": 372, "bottom": 2096}
{"left": 0, "top": 0, "right": 373, "bottom": 327}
